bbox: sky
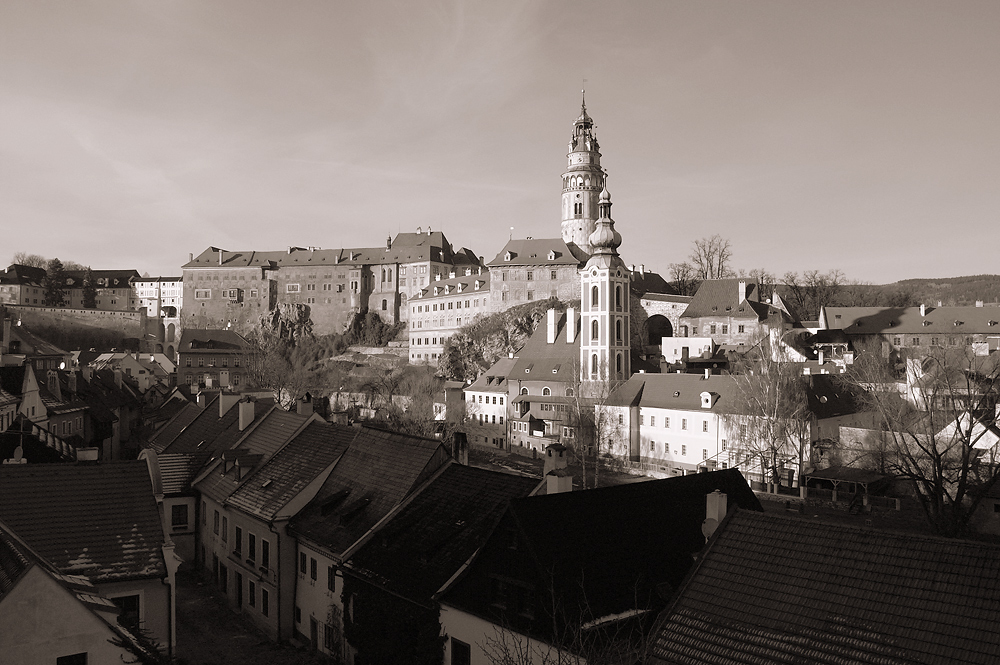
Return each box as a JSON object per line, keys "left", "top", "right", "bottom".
{"left": 2, "top": 1, "right": 998, "bottom": 284}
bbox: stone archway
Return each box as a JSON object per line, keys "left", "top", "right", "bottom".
{"left": 645, "top": 314, "right": 673, "bottom": 344}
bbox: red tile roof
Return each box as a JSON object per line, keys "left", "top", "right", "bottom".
{"left": 649, "top": 510, "right": 1000, "bottom": 665}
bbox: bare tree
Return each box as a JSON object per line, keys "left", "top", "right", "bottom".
{"left": 10, "top": 251, "right": 46, "bottom": 268}
{"left": 845, "top": 343, "right": 1000, "bottom": 537}
{"left": 723, "top": 337, "right": 813, "bottom": 491}
{"left": 689, "top": 235, "right": 733, "bottom": 280}
{"left": 780, "top": 269, "right": 845, "bottom": 321}
{"left": 667, "top": 261, "right": 699, "bottom": 296}
{"left": 566, "top": 357, "right": 628, "bottom": 489}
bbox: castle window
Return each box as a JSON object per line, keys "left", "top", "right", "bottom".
{"left": 615, "top": 286, "right": 621, "bottom": 310}
{"left": 591, "top": 354, "right": 598, "bottom": 376}
{"left": 616, "top": 320, "right": 622, "bottom": 343}
{"left": 592, "top": 320, "right": 599, "bottom": 342}
{"left": 543, "top": 387, "right": 551, "bottom": 396}
{"left": 591, "top": 285, "right": 599, "bottom": 307}
{"left": 616, "top": 353, "right": 622, "bottom": 375}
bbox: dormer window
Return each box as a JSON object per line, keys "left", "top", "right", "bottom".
{"left": 548, "top": 250, "right": 556, "bottom": 260}
{"left": 700, "top": 391, "right": 712, "bottom": 409}
{"left": 504, "top": 252, "right": 513, "bottom": 261}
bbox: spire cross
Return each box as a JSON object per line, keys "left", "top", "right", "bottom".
{"left": 581, "top": 79, "right": 587, "bottom": 109}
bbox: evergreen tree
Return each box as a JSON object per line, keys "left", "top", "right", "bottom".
{"left": 43, "top": 258, "right": 66, "bottom": 307}
{"left": 82, "top": 266, "right": 97, "bottom": 308}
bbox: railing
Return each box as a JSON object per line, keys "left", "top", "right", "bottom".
{"left": 18, "top": 419, "right": 77, "bottom": 460}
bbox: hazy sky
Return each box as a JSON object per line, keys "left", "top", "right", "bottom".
{"left": 2, "top": 1, "right": 998, "bottom": 284}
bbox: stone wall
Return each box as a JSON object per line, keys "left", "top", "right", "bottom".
{"left": 5, "top": 305, "right": 148, "bottom": 352}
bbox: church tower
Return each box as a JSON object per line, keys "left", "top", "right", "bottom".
{"left": 561, "top": 93, "right": 604, "bottom": 254}
{"left": 580, "top": 180, "right": 630, "bottom": 388}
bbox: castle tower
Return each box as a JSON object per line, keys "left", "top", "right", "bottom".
{"left": 561, "top": 93, "right": 604, "bottom": 254}
{"left": 580, "top": 180, "right": 630, "bottom": 388}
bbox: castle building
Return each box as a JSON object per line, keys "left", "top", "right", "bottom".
{"left": 181, "top": 230, "right": 482, "bottom": 337}
{"left": 408, "top": 269, "right": 490, "bottom": 364}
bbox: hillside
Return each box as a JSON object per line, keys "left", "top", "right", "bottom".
{"left": 887, "top": 275, "right": 1000, "bottom": 307}
{"left": 437, "top": 298, "right": 577, "bottom": 381}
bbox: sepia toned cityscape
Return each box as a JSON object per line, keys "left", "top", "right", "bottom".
{"left": 3, "top": 2, "right": 1000, "bottom": 664}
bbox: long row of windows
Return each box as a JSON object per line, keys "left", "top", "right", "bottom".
{"left": 641, "top": 414, "right": 710, "bottom": 432}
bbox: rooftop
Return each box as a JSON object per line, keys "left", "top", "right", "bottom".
{"left": 649, "top": 510, "right": 1000, "bottom": 665}
{"left": 0, "top": 461, "right": 166, "bottom": 583}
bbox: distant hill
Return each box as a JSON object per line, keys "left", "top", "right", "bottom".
{"left": 886, "top": 275, "right": 1000, "bottom": 307}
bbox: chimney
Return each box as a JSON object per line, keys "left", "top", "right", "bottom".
{"left": 977, "top": 300, "right": 984, "bottom": 308}
{"left": 543, "top": 443, "right": 568, "bottom": 475}
{"left": 297, "top": 393, "right": 314, "bottom": 416}
{"left": 427, "top": 226, "right": 432, "bottom": 236}
{"left": 196, "top": 391, "right": 207, "bottom": 408}
{"left": 703, "top": 368, "right": 710, "bottom": 380}
{"left": 67, "top": 372, "right": 77, "bottom": 394}
{"left": 113, "top": 368, "right": 123, "bottom": 389}
{"left": 738, "top": 281, "right": 747, "bottom": 303}
{"left": 47, "top": 370, "right": 62, "bottom": 401}
{"left": 702, "top": 489, "right": 728, "bottom": 541}
{"left": 416, "top": 226, "right": 421, "bottom": 234}
{"left": 546, "top": 309, "right": 557, "bottom": 344}
{"left": 2, "top": 318, "right": 10, "bottom": 353}
{"left": 639, "top": 264, "right": 645, "bottom": 276}
{"left": 546, "top": 468, "right": 573, "bottom": 494}
{"left": 188, "top": 252, "right": 194, "bottom": 263}
{"left": 386, "top": 235, "right": 392, "bottom": 250}
{"left": 239, "top": 397, "right": 255, "bottom": 431}
{"left": 818, "top": 350, "right": 825, "bottom": 365}
{"left": 452, "top": 431, "right": 469, "bottom": 466}
{"left": 218, "top": 249, "right": 224, "bottom": 265}
{"left": 82, "top": 366, "right": 93, "bottom": 382}
{"left": 566, "top": 308, "right": 576, "bottom": 343}
{"left": 920, "top": 304, "right": 926, "bottom": 317}
{"left": 219, "top": 392, "right": 241, "bottom": 416}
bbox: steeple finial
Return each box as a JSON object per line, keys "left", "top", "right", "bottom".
{"left": 581, "top": 79, "right": 587, "bottom": 112}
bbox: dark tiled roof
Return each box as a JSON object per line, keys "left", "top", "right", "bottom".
{"left": 487, "top": 238, "right": 589, "bottom": 267}
{"left": 466, "top": 358, "right": 517, "bottom": 392}
{"left": 823, "top": 305, "right": 1000, "bottom": 335}
{"left": 0, "top": 366, "right": 28, "bottom": 396}
{"left": 156, "top": 453, "right": 204, "bottom": 495}
{"left": 159, "top": 396, "right": 272, "bottom": 456}
{"left": 440, "top": 470, "right": 763, "bottom": 633}
{"left": 608, "top": 372, "right": 741, "bottom": 412}
{"left": 177, "top": 329, "right": 248, "bottom": 353}
{"left": 0, "top": 522, "right": 31, "bottom": 601}
{"left": 682, "top": 279, "right": 762, "bottom": 320}
{"left": 414, "top": 272, "right": 490, "bottom": 300}
{"left": 649, "top": 510, "right": 1000, "bottom": 665}
{"left": 226, "top": 420, "right": 352, "bottom": 520}
{"left": 508, "top": 311, "right": 581, "bottom": 382}
{"left": 193, "top": 408, "right": 310, "bottom": 504}
{"left": 0, "top": 461, "right": 166, "bottom": 583}
{"left": 147, "top": 402, "right": 202, "bottom": 453}
{"left": 290, "top": 428, "right": 449, "bottom": 557}
{"left": 346, "top": 464, "right": 540, "bottom": 603}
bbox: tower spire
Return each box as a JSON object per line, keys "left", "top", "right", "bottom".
{"left": 561, "top": 94, "right": 602, "bottom": 253}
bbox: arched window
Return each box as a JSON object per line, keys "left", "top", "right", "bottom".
{"left": 615, "top": 286, "right": 621, "bottom": 310}
{"left": 585, "top": 177, "right": 591, "bottom": 188}
{"left": 616, "top": 319, "right": 622, "bottom": 343}
{"left": 520, "top": 387, "right": 528, "bottom": 395}
{"left": 591, "top": 354, "right": 598, "bottom": 376}
{"left": 542, "top": 387, "right": 551, "bottom": 396}
{"left": 616, "top": 353, "right": 622, "bottom": 375}
{"left": 566, "top": 388, "right": 574, "bottom": 397}
{"left": 381, "top": 299, "right": 387, "bottom": 311}
{"left": 591, "top": 285, "right": 599, "bottom": 307}
{"left": 592, "top": 319, "right": 599, "bottom": 342}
